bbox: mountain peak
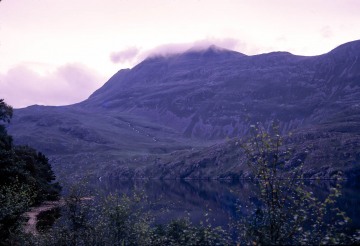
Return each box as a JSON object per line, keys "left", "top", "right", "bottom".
{"left": 188, "top": 44, "right": 239, "bottom": 53}
{"left": 207, "top": 44, "right": 220, "bottom": 50}
{"left": 141, "top": 45, "right": 246, "bottom": 65}
{"left": 180, "top": 44, "right": 246, "bottom": 60}
{"left": 187, "top": 44, "right": 225, "bottom": 53}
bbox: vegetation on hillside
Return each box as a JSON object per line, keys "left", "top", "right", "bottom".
{"left": 0, "top": 99, "right": 61, "bottom": 244}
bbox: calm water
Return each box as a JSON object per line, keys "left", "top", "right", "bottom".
{"left": 90, "top": 179, "right": 360, "bottom": 231}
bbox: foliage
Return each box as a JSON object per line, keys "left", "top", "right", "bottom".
{"left": 28, "top": 185, "right": 231, "bottom": 246}
{"left": 96, "top": 192, "right": 152, "bottom": 245}
{"left": 0, "top": 181, "right": 35, "bottom": 244}
{"left": 151, "top": 218, "right": 230, "bottom": 246}
{"left": 29, "top": 183, "right": 152, "bottom": 245}
{"left": 0, "top": 99, "right": 13, "bottom": 151}
{"left": 0, "top": 99, "right": 12, "bottom": 125}
{"left": 236, "top": 123, "right": 360, "bottom": 245}
{"left": 0, "top": 146, "right": 62, "bottom": 203}
{"left": 36, "top": 207, "right": 61, "bottom": 233}
{"left": 0, "top": 99, "right": 61, "bottom": 244}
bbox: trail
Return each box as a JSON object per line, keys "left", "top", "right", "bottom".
{"left": 23, "top": 199, "right": 65, "bottom": 235}
{"left": 23, "top": 197, "right": 94, "bottom": 235}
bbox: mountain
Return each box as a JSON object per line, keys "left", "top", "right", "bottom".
{"left": 8, "top": 41, "right": 360, "bottom": 183}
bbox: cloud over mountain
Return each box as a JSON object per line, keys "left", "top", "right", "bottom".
{"left": 141, "top": 38, "right": 244, "bottom": 59}
{"left": 0, "top": 63, "right": 104, "bottom": 108}
{"left": 110, "top": 47, "right": 140, "bottom": 64}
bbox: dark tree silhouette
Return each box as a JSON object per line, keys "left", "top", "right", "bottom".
{"left": 0, "top": 99, "right": 61, "bottom": 244}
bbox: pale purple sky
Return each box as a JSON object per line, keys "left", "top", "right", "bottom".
{"left": 0, "top": 0, "right": 359, "bottom": 108}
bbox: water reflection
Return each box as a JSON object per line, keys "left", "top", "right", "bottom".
{"left": 92, "top": 179, "right": 360, "bottom": 230}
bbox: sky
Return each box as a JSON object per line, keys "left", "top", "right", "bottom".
{"left": 0, "top": 0, "right": 359, "bottom": 108}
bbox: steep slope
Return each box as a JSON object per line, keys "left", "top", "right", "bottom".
{"left": 81, "top": 41, "right": 360, "bottom": 138}
{"left": 8, "top": 105, "right": 199, "bottom": 179}
{"left": 8, "top": 41, "right": 360, "bottom": 181}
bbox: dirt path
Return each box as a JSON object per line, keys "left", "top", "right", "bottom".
{"left": 23, "top": 197, "right": 94, "bottom": 235}
{"left": 23, "top": 199, "right": 65, "bottom": 235}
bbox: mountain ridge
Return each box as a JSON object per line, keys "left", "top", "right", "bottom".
{"left": 8, "top": 40, "right": 360, "bottom": 182}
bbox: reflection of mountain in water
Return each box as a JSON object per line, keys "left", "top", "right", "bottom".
{"left": 91, "top": 179, "right": 360, "bottom": 230}
{"left": 94, "top": 179, "right": 248, "bottom": 227}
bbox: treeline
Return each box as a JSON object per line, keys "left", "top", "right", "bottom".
{"left": 0, "top": 99, "right": 61, "bottom": 244}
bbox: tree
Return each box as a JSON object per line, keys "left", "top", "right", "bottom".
{"left": 0, "top": 99, "right": 12, "bottom": 124}
{"left": 0, "top": 99, "right": 13, "bottom": 150}
{"left": 236, "top": 123, "right": 359, "bottom": 245}
{"left": 0, "top": 99, "right": 61, "bottom": 244}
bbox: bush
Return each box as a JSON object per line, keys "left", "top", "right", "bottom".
{"left": 30, "top": 186, "right": 231, "bottom": 245}
{"left": 0, "top": 99, "right": 61, "bottom": 244}
{"left": 151, "top": 218, "right": 230, "bottom": 246}
{"left": 236, "top": 123, "right": 360, "bottom": 245}
{"left": 0, "top": 181, "right": 34, "bottom": 244}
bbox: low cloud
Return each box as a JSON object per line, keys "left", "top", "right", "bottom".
{"left": 141, "top": 38, "right": 244, "bottom": 59}
{"left": 110, "top": 38, "right": 249, "bottom": 67}
{"left": 110, "top": 47, "right": 139, "bottom": 64}
{"left": 0, "top": 63, "right": 104, "bottom": 108}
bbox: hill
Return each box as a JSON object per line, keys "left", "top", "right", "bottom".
{"left": 8, "top": 41, "right": 360, "bottom": 183}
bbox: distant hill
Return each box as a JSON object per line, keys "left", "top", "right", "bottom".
{"left": 8, "top": 40, "right": 360, "bottom": 183}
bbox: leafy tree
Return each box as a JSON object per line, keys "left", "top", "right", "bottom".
{"left": 29, "top": 184, "right": 231, "bottom": 245}
{"left": 0, "top": 99, "right": 13, "bottom": 150}
{"left": 0, "top": 99, "right": 12, "bottom": 124}
{"left": 151, "top": 218, "right": 230, "bottom": 245}
{"left": 0, "top": 99, "right": 61, "bottom": 244}
{"left": 236, "top": 123, "right": 359, "bottom": 245}
{"left": 31, "top": 187, "right": 153, "bottom": 246}
{"left": 0, "top": 180, "right": 35, "bottom": 244}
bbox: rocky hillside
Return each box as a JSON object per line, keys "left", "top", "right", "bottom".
{"left": 8, "top": 40, "right": 360, "bottom": 182}
{"left": 82, "top": 41, "right": 360, "bottom": 138}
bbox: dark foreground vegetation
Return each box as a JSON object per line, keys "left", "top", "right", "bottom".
{"left": 0, "top": 99, "right": 61, "bottom": 244}
{"left": 1, "top": 99, "right": 360, "bottom": 245}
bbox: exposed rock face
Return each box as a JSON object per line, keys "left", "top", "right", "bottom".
{"left": 8, "top": 41, "right": 360, "bottom": 182}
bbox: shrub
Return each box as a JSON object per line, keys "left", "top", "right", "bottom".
{"left": 236, "top": 123, "right": 360, "bottom": 245}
